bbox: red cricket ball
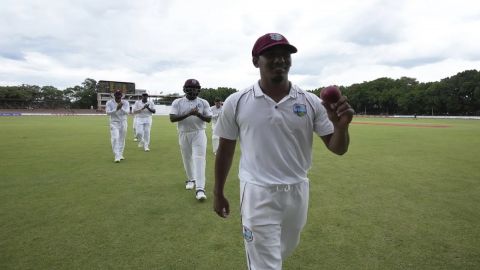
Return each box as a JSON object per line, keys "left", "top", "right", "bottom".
{"left": 320, "top": 85, "right": 341, "bottom": 104}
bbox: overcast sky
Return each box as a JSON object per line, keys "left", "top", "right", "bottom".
{"left": 1, "top": 0, "right": 479, "bottom": 95}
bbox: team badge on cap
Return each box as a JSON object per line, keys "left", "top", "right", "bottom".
{"left": 269, "top": 33, "right": 284, "bottom": 41}
{"left": 252, "top": 32, "right": 298, "bottom": 57}
{"left": 243, "top": 226, "right": 253, "bottom": 242}
{"left": 293, "top": 104, "right": 307, "bottom": 117}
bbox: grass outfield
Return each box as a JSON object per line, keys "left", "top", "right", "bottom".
{"left": 0, "top": 116, "right": 479, "bottom": 269}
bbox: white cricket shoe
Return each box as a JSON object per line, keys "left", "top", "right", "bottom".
{"left": 196, "top": 190, "right": 207, "bottom": 201}
{"left": 114, "top": 158, "right": 120, "bottom": 163}
{"left": 134, "top": 138, "right": 138, "bottom": 142}
{"left": 185, "top": 180, "right": 195, "bottom": 190}
{"left": 144, "top": 148, "right": 150, "bottom": 152}
{"left": 138, "top": 142, "right": 144, "bottom": 148}
{"left": 120, "top": 156, "right": 125, "bottom": 160}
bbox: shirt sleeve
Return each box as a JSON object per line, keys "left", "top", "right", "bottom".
{"left": 214, "top": 94, "right": 239, "bottom": 140}
{"left": 105, "top": 100, "right": 115, "bottom": 115}
{"left": 170, "top": 99, "right": 179, "bottom": 115}
{"left": 203, "top": 100, "right": 213, "bottom": 117}
{"left": 120, "top": 100, "right": 130, "bottom": 115}
{"left": 132, "top": 101, "right": 141, "bottom": 113}
{"left": 309, "top": 93, "right": 334, "bottom": 136}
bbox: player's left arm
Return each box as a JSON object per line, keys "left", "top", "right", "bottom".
{"left": 195, "top": 113, "right": 211, "bottom": 123}
{"left": 120, "top": 101, "right": 130, "bottom": 115}
{"left": 146, "top": 101, "right": 156, "bottom": 113}
{"left": 132, "top": 102, "right": 142, "bottom": 114}
{"left": 195, "top": 101, "right": 212, "bottom": 123}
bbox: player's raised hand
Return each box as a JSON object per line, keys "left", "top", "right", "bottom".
{"left": 322, "top": 96, "right": 354, "bottom": 129}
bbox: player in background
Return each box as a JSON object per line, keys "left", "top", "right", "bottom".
{"left": 133, "top": 93, "right": 156, "bottom": 152}
{"left": 132, "top": 95, "right": 142, "bottom": 142}
{"left": 213, "top": 33, "right": 354, "bottom": 269}
{"left": 210, "top": 97, "right": 223, "bottom": 155}
{"left": 133, "top": 115, "right": 138, "bottom": 141}
{"left": 170, "top": 79, "right": 212, "bottom": 201}
{"left": 105, "top": 90, "right": 130, "bottom": 163}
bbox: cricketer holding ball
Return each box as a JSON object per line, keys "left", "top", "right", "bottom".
{"left": 170, "top": 79, "right": 212, "bottom": 201}
{"left": 105, "top": 90, "right": 130, "bottom": 163}
{"left": 213, "top": 33, "right": 354, "bottom": 269}
{"left": 321, "top": 85, "right": 342, "bottom": 104}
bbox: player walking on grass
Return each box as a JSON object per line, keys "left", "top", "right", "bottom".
{"left": 132, "top": 114, "right": 138, "bottom": 141}
{"left": 133, "top": 93, "right": 156, "bottom": 152}
{"left": 106, "top": 90, "right": 130, "bottom": 163}
{"left": 210, "top": 97, "right": 223, "bottom": 155}
{"left": 213, "top": 33, "right": 354, "bottom": 269}
{"left": 170, "top": 79, "right": 212, "bottom": 201}
{"left": 132, "top": 97, "right": 139, "bottom": 142}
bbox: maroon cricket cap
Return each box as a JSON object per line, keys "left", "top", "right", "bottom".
{"left": 252, "top": 33, "right": 298, "bottom": 57}
{"left": 183, "top": 79, "right": 201, "bottom": 89}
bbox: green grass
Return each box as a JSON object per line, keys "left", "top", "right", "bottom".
{"left": 1, "top": 116, "right": 479, "bottom": 269}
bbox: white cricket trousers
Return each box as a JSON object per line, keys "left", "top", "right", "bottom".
{"left": 110, "top": 120, "right": 127, "bottom": 159}
{"left": 178, "top": 130, "right": 207, "bottom": 191}
{"left": 135, "top": 117, "right": 152, "bottom": 149}
{"left": 240, "top": 181, "right": 309, "bottom": 270}
{"left": 211, "top": 122, "right": 219, "bottom": 154}
{"left": 132, "top": 117, "right": 137, "bottom": 138}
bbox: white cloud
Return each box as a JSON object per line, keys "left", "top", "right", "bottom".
{"left": 0, "top": 0, "right": 479, "bottom": 94}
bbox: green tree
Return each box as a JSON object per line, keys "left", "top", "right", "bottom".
{"left": 40, "top": 86, "right": 64, "bottom": 108}
{"left": 64, "top": 78, "right": 98, "bottom": 109}
{"left": 199, "top": 87, "right": 237, "bottom": 105}
{"left": 0, "top": 85, "right": 37, "bottom": 108}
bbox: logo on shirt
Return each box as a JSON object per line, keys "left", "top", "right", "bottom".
{"left": 243, "top": 226, "right": 253, "bottom": 242}
{"left": 293, "top": 103, "right": 307, "bottom": 117}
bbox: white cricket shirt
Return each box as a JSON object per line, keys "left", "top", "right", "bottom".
{"left": 170, "top": 97, "right": 213, "bottom": 132}
{"left": 210, "top": 105, "right": 223, "bottom": 125}
{"left": 133, "top": 100, "right": 155, "bottom": 118}
{"left": 105, "top": 99, "right": 129, "bottom": 123}
{"left": 214, "top": 82, "right": 334, "bottom": 186}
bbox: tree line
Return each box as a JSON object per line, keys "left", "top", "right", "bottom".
{"left": 0, "top": 78, "right": 97, "bottom": 110}
{"left": 310, "top": 70, "right": 480, "bottom": 116}
{"left": 1, "top": 70, "right": 479, "bottom": 115}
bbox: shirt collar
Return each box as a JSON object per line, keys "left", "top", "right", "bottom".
{"left": 253, "top": 81, "right": 298, "bottom": 99}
